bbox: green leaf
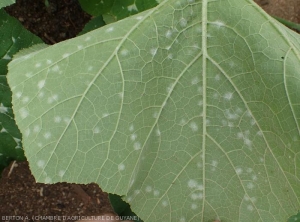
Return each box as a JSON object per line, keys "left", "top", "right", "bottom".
{"left": 79, "top": 16, "right": 106, "bottom": 36}
{"left": 79, "top": 0, "right": 158, "bottom": 21}
{"left": 288, "top": 211, "right": 300, "bottom": 222}
{"left": 0, "top": 9, "right": 43, "bottom": 166}
{"left": 7, "top": 0, "right": 300, "bottom": 221}
{"left": 109, "top": 193, "right": 142, "bottom": 221}
{"left": 0, "top": 0, "right": 15, "bottom": 9}
{"left": 109, "top": 0, "right": 158, "bottom": 20}
{"left": 78, "top": 0, "right": 114, "bottom": 16}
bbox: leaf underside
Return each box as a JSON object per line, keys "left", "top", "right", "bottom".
{"left": 7, "top": 0, "right": 300, "bottom": 221}
{"left": 0, "top": 0, "right": 15, "bottom": 9}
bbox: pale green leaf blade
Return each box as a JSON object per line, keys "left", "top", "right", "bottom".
{"left": 7, "top": 0, "right": 300, "bottom": 221}
{"left": 0, "top": 9, "right": 42, "bottom": 167}
{"left": 0, "top": 0, "right": 15, "bottom": 9}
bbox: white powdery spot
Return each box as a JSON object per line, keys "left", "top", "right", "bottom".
{"left": 12, "top": 37, "right": 16, "bottom": 43}
{"left": 37, "top": 160, "right": 45, "bottom": 168}
{"left": 145, "top": 186, "right": 152, "bottom": 193}
{"left": 13, "top": 137, "right": 21, "bottom": 144}
{"left": 37, "top": 142, "right": 43, "bottom": 148}
{"left": 191, "top": 203, "right": 198, "bottom": 210}
{"left": 93, "top": 127, "right": 100, "bottom": 134}
{"left": 16, "top": 91, "right": 22, "bottom": 98}
{"left": 106, "top": 27, "right": 114, "bottom": 33}
{"left": 77, "top": 45, "right": 83, "bottom": 50}
{"left": 165, "top": 30, "right": 172, "bottom": 38}
{"left": 52, "top": 65, "right": 60, "bottom": 72}
{"left": 188, "top": 179, "right": 197, "bottom": 188}
{"left": 179, "top": 118, "right": 187, "bottom": 126}
{"left": 118, "top": 92, "right": 124, "bottom": 99}
{"left": 244, "top": 138, "right": 252, "bottom": 147}
{"left": 45, "top": 177, "right": 52, "bottom": 184}
{"left": 162, "top": 200, "right": 168, "bottom": 207}
{"left": 35, "top": 63, "right": 41, "bottom": 68}
{"left": 134, "top": 142, "right": 141, "bottom": 150}
{"left": 235, "top": 167, "right": 243, "bottom": 175}
{"left": 156, "top": 129, "right": 161, "bottom": 136}
{"left": 166, "top": 83, "right": 174, "bottom": 93}
{"left": 129, "top": 124, "right": 134, "bottom": 132}
{"left": 0, "top": 103, "right": 8, "bottom": 114}
{"left": 118, "top": 163, "right": 125, "bottom": 171}
{"left": 136, "top": 16, "right": 144, "bottom": 20}
{"left": 44, "top": 132, "right": 52, "bottom": 139}
{"left": 46, "top": 59, "right": 52, "bottom": 64}
{"left": 47, "top": 94, "right": 58, "bottom": 104}
{"left": 38, "top": 91, "right": 45, "bottom": 99}
{"left": 223, "top": 92, "right": 233, "bottom": 100}
{"left": 212, "top": 160, "right": 218, "bottom": 167}
{"left": 225, "top": 109, "right": 239, "bottom": 120}
{"left": 215, "top": 74, "right": 220, "bottom": 81}
{"left": 3, "top": 54, "right": 11, "bottom": 60}
{"left": 247, "top": 205, "right": 254, "bottom": 211}
{"left": 247, "top": 182, "right": 254, "bottom": 189}
{"left": 58, "top": 170, "right": 65, "bottom": 177}
{"left": 33, "top": 125, "right": 40, "bottom": 133}
{"left": 127, "top": 3, "right": 138, "bottom": 12}
{"left": 25, "top": 72, "right": 33, "bottom": 77}
{"left": 62, "top": 53, "right": 70, "bottom": 58}
{"left": 191, "top": 77, "right": 200, "bottom": 85}
{"left": 179, "top": 18, "right": 187, "bottom": 27}
{"left": 237, "top": 132, "right": 243, "bottom": 139}
{"left": 64, "top": 117, "right": 71, "bottom": 124}
{"left": 120, "top": 49, "right": 129, "bottom": 56}
{"left": 212, "top": 20, "right": 225, "bottom": 28}
{"left": 189, "top": 122, "right": 198, "bottom": 132}
{"left": 85, "top": 36, "right": 91, "bottom": 41}
{"left": 246, "top": 168, "right": 253, "bottom": 173}
{"left": 153, "top": 190, "right": 160, "bottom": 196}
{"left": 130, "top": 133, "right": 137, "bottom": 141}
{"left": 24, "top": 128, "right": 30, "bottom": 137}
{"left": 252, "top": 175, "right": 258, "bottom": 181}
{"left": 192, "top": 43, "right": 199, "bottom": 50}
{"left": 38, "top": 80, "right": 46, "bottom": 89}
{"left": 19, "top": 107, "right": 29, "bottom": 119}
{"left": 205, "top": 118, "right": 210, "bottom": 125}
{"left": 150, "top": 48, "right": 158, "bottom": 56}
{"left": 0, "top": 127, "right": 7, "bottom": 133}
{"left": 153, "top": 112, "right": 158, "bottom": 118}
{"left": 54, "top": 116, "right": 62, "bottom": 123}
{"left": 244, "top": 194, "right": 250, "bottom": 201}
{"left": 179, "top": 217, "right": 186, "bottom": 222}
{"left": 191, "top": 192, "right": 203, "bottom": 200}
{"left": 134, "top": 189, "right": 140, "bottom": 195}
{"left": 251, "top": 197, "right": 257, "bottom": 203}
{"left": 126, "top": 196, "right": 132, "bottom": 203}
{"left": 167, "top": 53, "right": 173, "bottom": 59}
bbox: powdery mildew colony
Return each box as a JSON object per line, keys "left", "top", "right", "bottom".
{"left": 7, "top": 0, "right": 300, "bottom": 221}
